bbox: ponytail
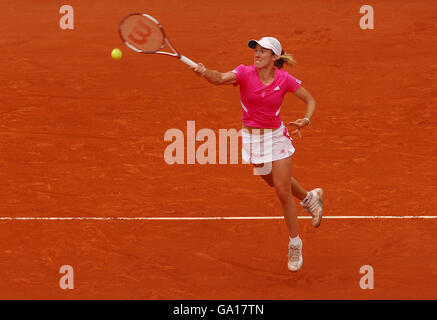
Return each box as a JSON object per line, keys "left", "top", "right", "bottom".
{"left": 273, "top": 50, "right": 296, "bottom": 69}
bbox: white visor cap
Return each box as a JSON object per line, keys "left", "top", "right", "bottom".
{"left": 248, "top": 37, "right": 282, "bottom": 57}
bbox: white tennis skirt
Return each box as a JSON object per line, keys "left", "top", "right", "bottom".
{"left": 241, "top": 122, "right": 295, "bottom": 164}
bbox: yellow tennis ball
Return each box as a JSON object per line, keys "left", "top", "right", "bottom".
{"left": 111, "top": 48, "right": 122, "bottom": 60}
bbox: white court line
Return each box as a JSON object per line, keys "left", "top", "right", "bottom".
{"left": 0, "top": 216, "right": 436, "bottom": 221}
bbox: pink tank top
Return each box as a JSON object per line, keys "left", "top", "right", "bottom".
{"left": 231, "top": 64, "right": 302, "bottom": 128}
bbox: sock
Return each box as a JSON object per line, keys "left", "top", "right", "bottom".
{"left": 289, "top": 235, "right": 302, "bottom": 247}
{"left": 302, "top": 192, "right": 311, "bottom": 204}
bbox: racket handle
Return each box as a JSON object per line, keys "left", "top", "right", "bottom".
{"left": 179, "top": 55, "right": 198, "bottom": 68}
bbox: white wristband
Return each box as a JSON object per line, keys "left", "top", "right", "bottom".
{"left": 304, "top": 117, "right": 310, "bottom": 125}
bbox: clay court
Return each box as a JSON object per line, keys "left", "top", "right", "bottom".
{"left": 0, "top": 0, "right": 436, "bottom": 299}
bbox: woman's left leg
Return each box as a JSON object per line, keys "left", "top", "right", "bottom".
{"left": 290, "top": 176, "right": 308, "bottom": 200}
{"left": 271, "top": 156, "right": 303, "bottom": 271}
{"left": 271, "top": 157, "right": 298, "bottom": 238}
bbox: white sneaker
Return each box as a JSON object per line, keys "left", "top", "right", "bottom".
{"left": 301, "top": 188, "right": 324, "bottom": 228}
{"left": 288, "top": 241, "right": 303, "bottom": 272}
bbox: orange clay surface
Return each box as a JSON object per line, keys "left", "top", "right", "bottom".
{"left": 0, "top": 0, "right": 436, "bottom": 299}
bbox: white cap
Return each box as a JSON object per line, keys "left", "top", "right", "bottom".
{"left": 248, "top": 37, "right": 282, "bottom": 56}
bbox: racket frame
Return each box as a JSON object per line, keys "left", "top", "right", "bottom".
{"left": 118, "top": 13, "right": 197, "bottom": 67}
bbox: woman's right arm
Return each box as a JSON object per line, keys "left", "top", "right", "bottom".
{"left": 192, "top": 63, "right": 237, "bottom": 85}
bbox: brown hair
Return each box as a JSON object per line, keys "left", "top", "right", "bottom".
{"left": 273, "top": 50, "right": 296, "bottom": 69}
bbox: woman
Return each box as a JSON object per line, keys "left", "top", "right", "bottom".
{"left": 192, "top": 37, "right": 323, "bottom": 272}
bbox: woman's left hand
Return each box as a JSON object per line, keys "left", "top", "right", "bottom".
{"left": 287, "top": 118, "right": 309, "bottom": 129}
{"left": 287, "top": 118, "right": 309, "bottom": 139}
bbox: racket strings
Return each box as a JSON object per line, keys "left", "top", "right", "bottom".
{"left": 119, "top": 14, "right": 165, "bottom": 53}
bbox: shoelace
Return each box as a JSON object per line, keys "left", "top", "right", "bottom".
{"left": 288, "top": 245, "right": 302, "bottom": 261}
{"left": 307, "top": 198, "right": 320, "bottom": 213}
{"left": 301, "top": 192, "right": 320, "bottom": 216}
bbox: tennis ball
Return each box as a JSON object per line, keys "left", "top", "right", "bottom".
{"left": 111, "top": 48, "right": 122, "bottom": 60}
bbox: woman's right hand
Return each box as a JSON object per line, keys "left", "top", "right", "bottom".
{"left": 192, "top": 62, "right": 207, "bottom": 76}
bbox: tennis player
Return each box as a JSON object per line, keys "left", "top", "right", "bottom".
{"left": 192, "top": 37, "right": 323, "bottom": 272}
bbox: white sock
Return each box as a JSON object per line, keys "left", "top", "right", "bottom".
{"left": 289, "top": 235, "right": 302, "bottom": 247}
{"left": 303, "top": 192, "right": 311, "bottom": 202}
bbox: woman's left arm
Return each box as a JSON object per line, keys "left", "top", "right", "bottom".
{"left": 290, "top": 86, "right": 317, "bottom": 128}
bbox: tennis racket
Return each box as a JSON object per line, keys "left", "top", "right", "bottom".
{"left": 118, "top": 13, "right": 198, "bottom": 68}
